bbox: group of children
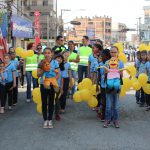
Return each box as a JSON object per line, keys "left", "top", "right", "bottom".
{"left": 135, "top": 50, "right": 150, "bottom": 110}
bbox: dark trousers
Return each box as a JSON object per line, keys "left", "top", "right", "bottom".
{"left": 40, "top": 84, "right": 55, "bottom": 121}
{"left": 4, "top": 82, "right": 13, "bottom": 107}
{"left": 78, "top": 65, "right": 88, "bottom": 83}
{"left": 60, "top": 78, "right": 69, "bottom": 110}
{"left": 55, "top": 90, "right": 61, "bottom": 115}
{"left": 19, "top": 66, "right": 24, "bottom": 86}
{"left": 13, "top": 77, "right": 18, "bottom": 104}
{"left": 140, "top": 88, "right": 145, "bottom": 104}
{"left": 0, "top": 84, "right": 5, "bottom": 107}
{"left": 99, "top": 88, "right": 106, "bottom": 120}
{"left": 146, "top": 94, "right": 150, "bottom": 106}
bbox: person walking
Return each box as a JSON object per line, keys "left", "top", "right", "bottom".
{"left": 78, "top": 36, "right": 92, "bottom": 83}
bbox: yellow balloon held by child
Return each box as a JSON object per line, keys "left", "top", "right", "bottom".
{"left": 32, "top": 69, "right": 38, "bottom": 79}
{"left": 138, "top": 73, "right": 148, "bottom": 86}
{"left": 73, "top": 91, "right": 82, "bottom": 103}
{"left": 118, "top": 53, "right": 127, "bottom": 64}
{"left": 88, "top": 96, "right": 98, "bottom": 108}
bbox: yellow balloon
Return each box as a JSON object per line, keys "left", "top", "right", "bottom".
{"left": 15, "top": 47, "right": 24, "bottom": 56}
{"left": 126, "top": 66, "right": 136, "bottom": 77}
{"left": 123, "top": 77, "right": 132, "bottom": 91}
{"left": 81, "top": 78, "right": 92, "bottom": 89}
{"left": 90, "top": 84, "right": 101, "bottom": 96}
{"left": 147, "top": 45, "right": 150, "bottom": 51}
{"left": 139, "top": 44, "right": 147, "bottom": 51}
{"left": 80, "top": 89, "right": 93, "bottom": 101}
{"left": 132, "top": 81, "right": 141, "bottom": 90}
{"left": 118, "top": 53, "right": 127, "bottom": 64}
{"left": 143, "top": 84, "right": 150, "bottom": 94}
{"left": 77, "top": 82, "right": 84, "bottom": 90}
{"left": 38, "top": 78, "right": 41, "bottom": 85}
{"left": 27, "top": 50, "right": 34, "bottom": 57}
{"left": 37, "top": 104, "right": 42, "bottom": 114}
{"left": 88, "top": 96, "right": 98, "bottom": 108}
{"left": 131, "top": 78, "right": 138, "bottom": 84}
{"left": 138, "top": 73, "right": 148, "bottom": 86}
{"left": 32, "top": 88, "right": 41, "bottom": 104}
{"left": 32, "top": 69, "right": 38, "bottom": 79}
{"left": 120, "top": 88, "right": 126, "bottom": 97}
{"left": 73, "top": 91, "right": 82, "bottom": 103}
{"left": 114, "top": 43, "right": 123, "bottom": 53}
{"left": 20, "top": 51, "right": 28, "bottom": 59}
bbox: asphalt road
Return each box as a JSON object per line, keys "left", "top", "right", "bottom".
{"left": 0, "top": 87, "right": 150, "bottom": 150}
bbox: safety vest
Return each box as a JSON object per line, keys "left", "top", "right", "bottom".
{"left": 25, "top": 54, "right": 39, "bottom": 71}
{"left": 68, "top": 52, "right": 78, "bottom": 71}
{"left": 78, "top": 46, "right": 92, "bottom": 66}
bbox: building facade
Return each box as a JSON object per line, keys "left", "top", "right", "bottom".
{"left": 18, "top": 0, "right": 56, "bottom": 39}
{"left": 111, "top": 22, "right": 127, "bottom": 43}
{"left": 66, "top": 16, "right": 112, "bottom": 44}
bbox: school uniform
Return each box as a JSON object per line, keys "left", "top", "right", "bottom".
{"left": 11, "top": 59, "right": 19, "bottom": 104}
{"left": 146, "top": 61, "right": 150, "bottom": 107}
{"left": 5, "top": 63, "right": 16, "bottom": 107}
{"left": 39, "top": 59, "right": 59, "bottom": 121}
{"left": 60, "top": 62, "right": 71, "bottom": 110}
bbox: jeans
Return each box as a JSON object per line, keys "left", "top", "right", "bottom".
{"left": 0, "top": 84, "right": 5, "bottom": 107}
{"left": 140, "top": 88, "right": 145, "bottom": 104}
{"left": 26, "top": 71, "right": 38, "bottom": 99}
{"left": 40, "top": 84, "right": 55, "bottom": 121}
{"left": 71, "top": 70, "right": 77, "bottom": 95}
{"left": 105, "top": 93, "right": 119, "bottom": 121}
{"left": 78, "top": 65, "right": 88, "bottom": 83}
{"left": 60, "top": 78, "right": 69, "bottom": 110}
{"left": 19, "top": 66, "right": 24, "bottom": 86}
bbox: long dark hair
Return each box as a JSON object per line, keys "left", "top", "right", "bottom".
{"left": 55, "top": 54, "right": 65, "bottom": 71}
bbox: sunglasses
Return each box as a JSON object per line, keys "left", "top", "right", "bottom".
{"left": 37, "top": 47, "right": 42, "bottom": 49}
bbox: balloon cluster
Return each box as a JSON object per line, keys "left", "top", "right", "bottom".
{"left": 15, "top": 47, "right": 34, "bottom": 59}
{"left": 114, "top": 43, "right": 127, "bottom": 64}
{"left": 73, "top": 78, "right": 100, "bottom": 108}
{"left": 32, "top": 88, "right": 42, "bottom": 114}
{"left": 120, "top": 73, "right": 150, "bottom": 97}
{"left": 139, "top": 44, "right": 150, "bottom": 51}
{"left": 32, "top": 69, "right": 38, "bottom": 79}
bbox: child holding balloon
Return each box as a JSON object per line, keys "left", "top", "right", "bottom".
{"left": 135, "top": 51, "right": 141, "bottom": 104}
{"left": 103, "top": 46, "right": 124, "bottom": 128}
{"left": 138, "top": 50, "right": 148, "bottom": 107}
{"left": 37, "top": 47, "right": 59, "bottom": 129}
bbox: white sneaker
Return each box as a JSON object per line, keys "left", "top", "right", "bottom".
{"left": 48, "top": 120, "right": 53, "bottom": 129}
{"left": 43, "top": 121, "right": 48, "bottom": 129}
{"left": 0, "top": 107, "right": 4, "bottom": 114}
{"left": 26, "top": 99, "right": 31, "bottom": 103}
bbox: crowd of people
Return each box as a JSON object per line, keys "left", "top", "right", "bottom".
{"left": 0, "top": 35, "right": 150, "bottom": 129}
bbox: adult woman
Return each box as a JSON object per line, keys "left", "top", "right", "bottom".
{"left": 104, "top": 46, "right": 124, "bottom": 128}
{"left": 37, "top": 47, "right": 59, "bottom": 129}
{"left": 24, "top": 43, "right": 42, "bottom": 102}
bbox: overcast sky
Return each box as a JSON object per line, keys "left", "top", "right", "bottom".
{"left": 58, "top": 0, "right": 148, "bottom": 28}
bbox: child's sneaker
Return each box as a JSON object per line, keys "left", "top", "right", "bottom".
{"left": 103, "top": 121, "right": 110, "bottom": 128}
{"left": 48, "top": 120, "right": 53, "bottom": 129}
{"left": 26, "top": 99, "right": 31, "bottom": 103}
{"left": 113, "top": 121, "right": 120, "bottom": 128}
{"left": 55, "top": 114, "right": 61, "bottom": 121}
{"left": 43, "top": 121, "right": 48, "bottom": 129}
{"left": 145, "top": 106, "right": 150, "bottom": 111}
{"left": 0, "top": 107, "right": 4, "bottom": 114}
{"left": 8, "top": 106, "right": 12, "bottom": 111}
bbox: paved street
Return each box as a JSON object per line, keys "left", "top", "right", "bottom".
{"left": 0, "top": 87, "right": 150, "bottom": 150}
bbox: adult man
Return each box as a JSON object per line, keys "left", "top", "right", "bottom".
{"left": 78, "top": 36, "right": 92, "bottom": 83}
{"left": 68, "top": 41, "right": 80, "bottom": 95}
{"left": 52, "top": 35, "right": 66, "bottom": 56}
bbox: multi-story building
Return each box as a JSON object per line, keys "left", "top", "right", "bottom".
{"left": 141, "top": 6, "right": 150, "bottom": 42}
{"left": 66, "top": 16, "right": 112, "bottom": 44}
{"left": 111, "top": 22, "right": 127, "bottom": 43}
{"left": 18, "top": 0, "right": 56, "bottom": 39}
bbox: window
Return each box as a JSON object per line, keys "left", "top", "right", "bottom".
{"left": 32, "top": 0, "right": 37, "bottom": 6}
{"left": 43, "top": 0, "right": 48, "bottom": 6}
{"left": 23, "top": 0, "right": 27, "bottom": 6}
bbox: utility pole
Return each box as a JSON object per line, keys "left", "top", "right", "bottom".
{"left": 137, "top": 17, "right": 142, "bottom": 42}
{"left": 7, "top": 0, "right": 13, "bottom": 45}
